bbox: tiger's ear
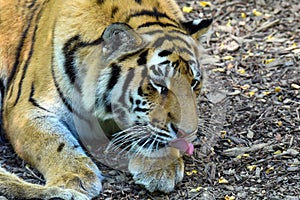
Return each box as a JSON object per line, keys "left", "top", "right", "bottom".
{"left": 102, "top": 23, "right": 143, "bottom": 48}
{"left": 181, "top": 18, "right": 213, "bottom": 40}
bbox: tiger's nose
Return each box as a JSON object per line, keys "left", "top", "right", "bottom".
{"left": 179, "top": 128, "right": 198, "bottom": 142}
{"left": 171, "top": 124, "right": 197, "bottom": 139}
{"left": 177, "top": 128, "right": 188, "bottom": 137}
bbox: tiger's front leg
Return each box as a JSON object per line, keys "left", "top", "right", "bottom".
{"left": 128, "top": 148, "right": 184, "bottom": 193}
{"left": 2, "top": 107, "right": 103, "bottom": 199}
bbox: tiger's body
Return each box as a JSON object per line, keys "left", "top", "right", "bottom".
{"left": 0, "top": 0, "right": 211, "bottom": 199}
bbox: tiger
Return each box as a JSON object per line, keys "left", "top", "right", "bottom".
{"left": 0, "top": 0, "right": 212, "bottom": 199}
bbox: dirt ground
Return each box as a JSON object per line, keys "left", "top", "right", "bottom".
{"left": 0, "top": 0, "right": 299, "bottom": 199}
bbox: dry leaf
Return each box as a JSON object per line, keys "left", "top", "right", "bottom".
{"left": 274, "top": 86, "right": 281, "bottom": 93}
{"left": 253, "top": 9, "right": 263, "bottom": 16}
{"left": 236, "top": 154, "right": 250, "bottom": 159}
{"left": 220, "top": 131, "right": 227, "bottom": 138}
{"left": 190, "top": 186, "right": 202, "bottom": 193}
{"left": 240, "top": 84, "right": 250, "bottom": 90}
{"left": 199, "top": 1, "right": 211, "bottom": 7}
{"left": 182, "top": 6, "right": 193, "bottom": 13}
{"left": 273, "top": 150, "right": 282, "bottom": 155}
{"left": 264, "top": 58, "right": 275, "bottom": 64}
{"left": 291, "top": 83, "right": 300, "bottom": 89}
{"left": 186, "top": 170, "right": 198, "bottom": 175}
{"left": 248, "top": 91, "right": 256, "bottom": 97}
{"left": 237, "top": 68, "right": 246, "bottom": 74}
{"left": 222, "top": 55, "right": 234, "bottom": 60}
{"left": 222, "top": 39, "right": 240, "bottom": 52}
{"left": 227, "top": 62, "right": 234, "bottom": 69}
{"left": 226, "top": 19, "right": 231, "bottom": 27}
{"left": 225, "top": 195, "right": 236, "bottom": 200}
{"left": 241, "top": 12, "right": 247, "bottom": 18}
{"left": 247, "top": 165, "right": 257, "bottom": 171}
{"left": 266, "top": 166, "right": 274, "bottom": 174}
{"left": 212, "top": 67, "right": 226, "bottom": 72}
{"left": 219, "top": 177, "right": 229, "bottom": 184}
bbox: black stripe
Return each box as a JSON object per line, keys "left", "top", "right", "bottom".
{"left": 126, "top": 8, "right": 177, "bottom": 24}
{"left": 137, "top": 49, "right": 149, "bottom": 66}
{"left": 97, "top": 90, "right": 112, "bottom": 113}
{"left": 158, "top": 50, "right": 172, "bottom": 57}
{"left": 0, "top": 78, "right": 4, "bottom": 100}
{"left": 29, "top": 83, "right": 51, "bottom": 112}
{"left": 137, "top": 86, "right": 143, "bottom": 96}
{"left": 52, "top": 66, "right": 74, "bottom": 113}
{"left": 158, "top": 47, "right": 194, "bottom": 58}
{"left": 181, "top": 18, "right": 213, "bottom": 35}
{"left": 107, "top": 64, "right": 121, "bottom": 90}
{"left": 152, "top": 37, "right": 166, "bottom": 49}
{"left": 97, "top": 0, "right": 105, "bottom": 4}
{"left": 143, "top": 29, "right": 164, "bottom": 36}
{"left": 135, "top": 0, "right": 142, "bottom": 4}
{"left": 178, "top": 47, "right": 194, "bottom": 57}
{"left": 176, "top": 35, "right": 194, "bottom": 49}
{"left": 150, "top": 65, "right": 160, "bottom": 76}
{"left": 168, "top": 29, "right": 187, "bottom": 35}
{"left": 102, "top": 64, "right": 121, "bottom": 113}
{"left": 13, "top": 4, "right": 43, "bottom": 106}
{"left": 27, "top": 1, "right": 36, "bottom": 9}
{"left": 134, "top": 107, "right": 149, "bottom": 112}
{"left": 104, "top": 101, "right": 112, "bottom": 113}
{"left": 7, "top": 4, "right": 40, "bottom": 88}
{"left": 158, "top": 60, "right": 171, "bottom": 66}
{"left": 57, "top": 143, "right": 65, "bottom": 152}
{"left": 137, "top": 22, "right": 179, "bottom": 30}
{"left": 118, "top": 68, "right": 136, "bottom": 106}
{"left": 166, "top": 34, "right": 192, "bottom": 49}
{"left": 51, "top": 66, "right": 91, "bottom": 124}
{"left": 63, "top": 35, "right": 104, "bottom": 84}
{"left": 172, "top": 60, "right": 180, "bottom": 68}
{"left": 122, "top": 68, "right": 135, "bottom": 95}
{"left": 111, "top": 6, "right": 119, "bottom": 19}
{"left": 7, "top": 81, "right": 14, "bottom": 99}
{"left": 50, "top": 15, "right": 75, "bottom": 115}
{"left": 118, "top": 49, "right": 145, "bottom": 62}
{"left": 63, "top": 35, "right": 81, "bottom": 84}
{"left": 157, "top": 66, "right": 164, "bottom": 75}
{"left": 152, "top": 35, "right": 192, "bottom": 49}
{"left": 59, "top": 118, "right": 75, "bottom": 136}
{"left": 0, "top": 79, "right": 5, "bottom": 142}
{"left": 140, "top": 64, "right": 148, "bottom": 79}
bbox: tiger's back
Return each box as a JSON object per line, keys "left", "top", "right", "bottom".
{"left": 0, "top": 0, "right": 211, "bottom": 199}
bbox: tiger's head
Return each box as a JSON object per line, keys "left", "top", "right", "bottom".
{"left": 81, "top": 19, "right": 212, "bottom": 157}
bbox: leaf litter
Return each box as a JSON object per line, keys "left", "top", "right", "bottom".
{"left": 1, "top": 0, "right": 299, "bottom": 199}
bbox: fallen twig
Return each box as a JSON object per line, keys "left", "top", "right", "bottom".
{"left": 222, "top": 142, "right": 271, "bottom": 157}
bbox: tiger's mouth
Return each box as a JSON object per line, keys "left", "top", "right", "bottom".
{"left": 105, "top": 122, "right": 197, "bottom": 157}
{"left": 169, "top": 128, "right": 197, "bottom": 156}
{"left": 169, "top": 138, "right": 194, "bottom": 156}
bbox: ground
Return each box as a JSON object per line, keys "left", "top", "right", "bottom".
{"left": 0, "top": 0, "right": 299, "bottom": 199}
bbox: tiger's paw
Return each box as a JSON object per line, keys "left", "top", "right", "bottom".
{"left": 128, "top": 153, "right": 184, "bottom": 193}
{"left": 46, "top": 157, "right": 103, "bottom": 199}
{"left": 0, "top": 170, "right": 90, "bottom": 200}
{"left": 47, "top": 173, "right": 102, "bottom": 199}
{"left": 42, "top": 187, "right": 90, "bottom": 200}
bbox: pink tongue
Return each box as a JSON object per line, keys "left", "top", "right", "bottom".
{"left": 169, "top": 138, "right": 194, "bottom": 156}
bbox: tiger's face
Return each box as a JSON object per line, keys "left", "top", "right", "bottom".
{"left": 81, "top": 22, "right": 209, "bottom": 157}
